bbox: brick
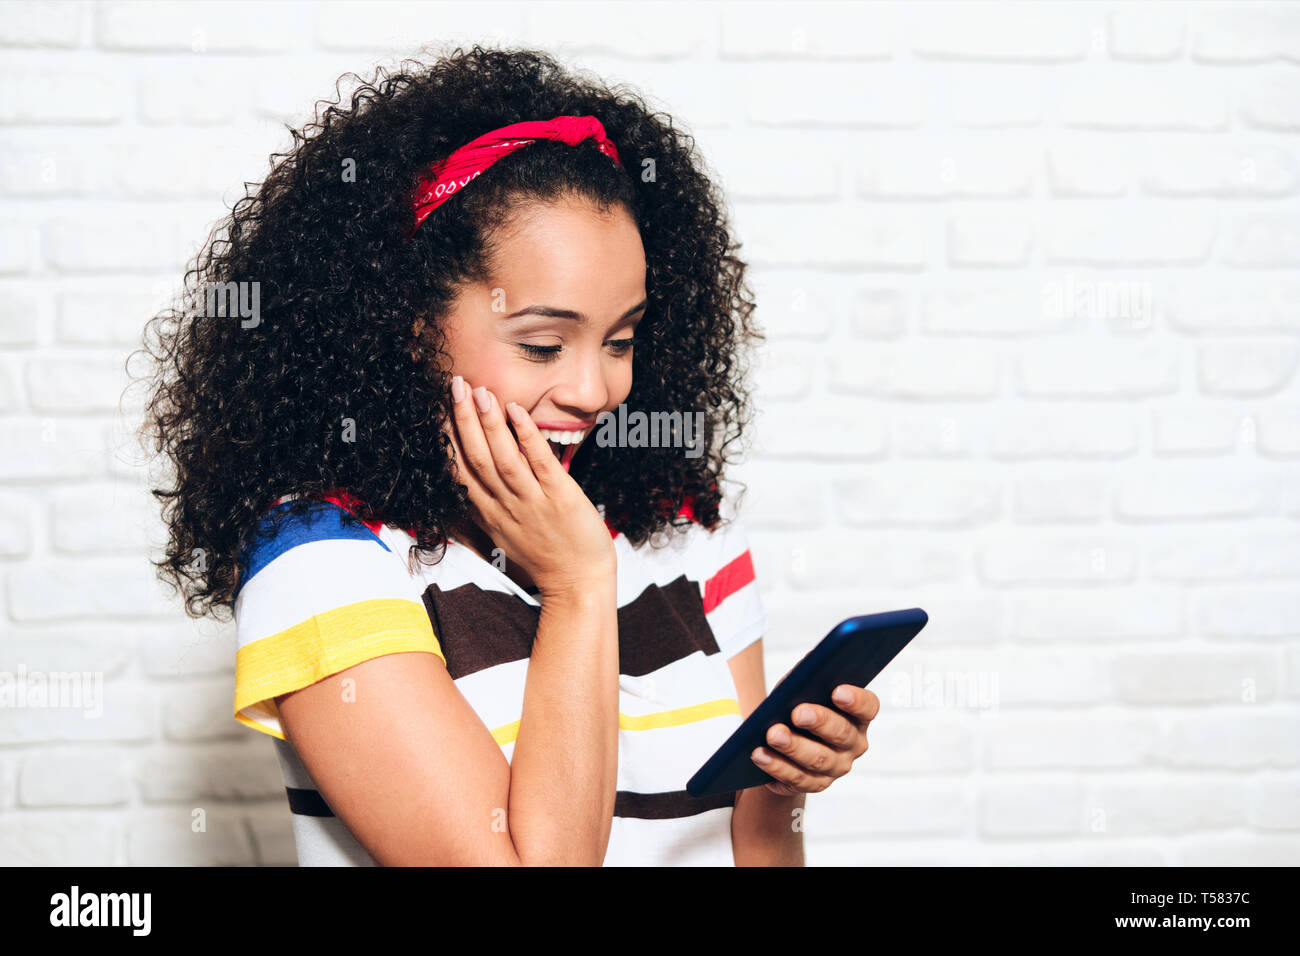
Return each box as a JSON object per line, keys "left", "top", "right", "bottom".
{"left": 1114, "top": 473, "right": 1274, "bottom": 521}
{"left": 978, "top": 538, "right": 1138, "bottom": 586}
{"left": 801, "top": 776, "right": 968, "bottom": 837}
{"left": 891, "top": 409, "right": 976, "bottom": 457}
{"left": 1149, "top": 535, "right": 1300, "bottom": 583}
{"left": 979, "top": 778, "right": 1088, "bottom": 837}
{"left": 752, "top": 345, "right": 814, "bottom": 400}
{"left": 26, "top": 357, "right": 129, "bottom": 413}
{"left": 162, "top": 677, "right": 243, "bottom": 741}
{"left": 1061, "top": 71, "right": 1228, "bottom": 131}
{"left": 710, "top": 135, "right": 839, "bottom": 202}
{"left": 138, "top": 73, "right": 238, "bottom": 126}
{"left": 856, "top": 142, "right": 1035, "bottom": 199}
{"left": 986, "top": 407, "right": 1140, "bottom": 460}
{"left": 834, "top": 474, "right": 1000, "bottom": 528}
{"left": 1107, "top": 6, "right": 1184, "bottom": 60}
{"left": 914, "top": 4, "right": 1089, "bottom": 61}
{"left": 887, "top": 647, "right": 1107, "bottom": 708}
{"left": 43, "top": 217, "right": 185, "bottom": 273}
{"left": 736, "top": 205, "right": 926, "bottom": 268}
{"left": 125, "top": 807, "right": 253, "bottom": 865}
{"left": 948, "top": 68, "right": 1043, "bottom": 127}
{"left": 1198, "top": 342, "right": 1298, "bottom": 396}
{"left": 0, "top": 223, "right": 35, "bottom": 273}
{"left": 854, "top": 712, "right": 977, "bottom": 774}
{"left": 1195, "top": 589, "right": 1300, "bottom": 640}
{"left": 137, "top": 615, "right": 236, "bottom": 679}
{"left": 1089, "top": 776, "right": 1245, "bottom": 834}
{"left": 1177, "top": 835, "right": 1300, "bottom": 865}
{"left": 1047, "top": 139, "right": 1132, "bottom": 196}
{"left": 19, "top": 749, "right": 130, "bottom": 806}
{"left": 1069, "top": 607, "right": 1190, "bottom": 675}
{"left": 1248, "top": 773, "right": 1300, "bottom": 829}
{"left": 0, "top": 816, "right": 117, "bottom": 864}
{"left": 1153, "top": 407, "right": 1250, "bottom": 455}
{"left": 1016, "top": 344, "right": 1176, "bottom": 398}
{"left": 751, "top": 401, "right": 887, "bottom": 460}
{"left": 0, "top": 419, "right": 106, "bottom": 480}
{"left": 1241, "top": 75, "right": 1300, "bottom": 131}
{"left": 1045, "top": 211, "right": 1215, "bottom": 265}
{"left": 986, "top": 715, "right": 1160, "bottom": 769}
{"left": 139, "top": 741, "right": 281, "bottom": 802}
{"left": 97, "top": 0, "right": 294, "bottom": 52}
{"left": 1165, "top": 280, "right": 1300, "bottom": 335}
{"left": 746, "top": 65, "right": 922, "bottom": 127}
{"left": 0, "top": 70, "right": 124, "bottom": 124}
{"left": 0, "top": 144, "right": 96, "bottom": 196}
{"left": 0, "top": 683, "right": 153, "bottom": 745}
{"left": 1113, "top": 650, "right": 1277, "bottom": 705}
{"left": 924, "top": 285, "right": 1067, "bottom": 336}
{"left": 0, "top": 492, "right": 33, "bottom": 557}
{"left": 0, "top": 286, "right": 46, "bottom": 345}
{"left": 1224, "top": 217, "right": 1300, "bottom": 268}
{"left": 1012, "top": 475, "right": 1109, "bottom": 523}
{"left": 828, "top": 343, "right": 998, "bottom": 398}
{"left": 59, "top": 288, "right": 164, "bottom": 345}
{"left": 1190, "top": 6, "right": 1300, "bottom": 63}
{"left": 7, "top": 560, "right": 174, "bottom": 619}
{"left": 51, "top": 482, "right": 159, "bottom": 553}
{"left": 721, "top": 1, "right": 897, "bottom": 59}
{"left": 1258, "top": 408, "right": 1300, "bottom": 458}
{"left": 0, "top": 0, "right": 84, "bottom": 48}
{"left": 852, "top": 288, "right": 907, "bottom": 338}
{"left": 743, "top": 471, "right": 827, "bottom": 530}
{"left": 948, "top": 214, "right": 1032, "bottom": 267}
{"left": 1161, "top": 712, "right": 1300, "bottom": 769}
{"left": 1142, "top": 143, "right": 1299, "bottom": 198}
{"left": 781, "top": 532, "right": 963, "bottom": 590}
{"left": 0, "top": 361, "right": 17, "bottom": 412}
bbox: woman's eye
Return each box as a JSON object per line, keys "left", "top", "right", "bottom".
{"left": 518, "top": 343, "right": 562, "bottom": 363}
{"left": 517, "top": 338, "right": 639, "bottom": 363}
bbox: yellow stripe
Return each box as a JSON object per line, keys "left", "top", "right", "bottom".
{"left": 488, "top": 698, "right": 741, "bottom": 747}
{"left": 233, "top": 598, "right": 445, "bottom": 723}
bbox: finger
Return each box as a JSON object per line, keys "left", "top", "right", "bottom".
{"left": 790, "top": 701, "right": 863, "bottom": 753}
{"left": 470, "top": 385, "right": 537, "bottom": 499}
{"left": 764, "top": 721, "right": 854, "bottom": 777}
{"left": 503, "top": 400, "right": 564, "bottom": 491}
{"left": 832, "top": 685, "right": 881, "bottom": 727}
{"left": 442, "top": 417, "right": 493, "bottom": 510}
{"left": 450, "top": 378, "right": 508, "bottom": 501}
{"left": 751, "top": 744, "right": 834, "bottom": 794}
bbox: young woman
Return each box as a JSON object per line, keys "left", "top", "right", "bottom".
{"left": 141, "top": 45, "right": 879, "bottom": 866}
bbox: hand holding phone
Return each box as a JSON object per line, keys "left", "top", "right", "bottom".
{"left": 687, "top": 608, "right": 927, "bottom": 798}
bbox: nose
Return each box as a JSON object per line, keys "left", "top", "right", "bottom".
{"left": 547, "top": 349, "right": 613, "bottom": 416}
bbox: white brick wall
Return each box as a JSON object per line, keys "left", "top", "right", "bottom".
{"left": 0, "top": 0, "right": 1296, "bottom": 866}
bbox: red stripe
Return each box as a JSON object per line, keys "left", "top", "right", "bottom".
{"left": 319, "top": 489, "right": 385, "bottom": 536}
{"left": 702, "top": 549, "right": 755, "bottom": 615}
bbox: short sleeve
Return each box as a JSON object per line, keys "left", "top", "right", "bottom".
{"left": 231, "top": 500, "right": 444, "bottom": 740}
{"left": 687, "top": 496, "right": 770, "bottom": 660}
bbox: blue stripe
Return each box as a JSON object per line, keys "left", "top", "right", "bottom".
{"left": 235, "top": 500, "right": 390, "bottom": 596}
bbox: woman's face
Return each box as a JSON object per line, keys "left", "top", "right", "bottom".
{"left": 438, "top": 194, "right": 647, "bottom": 472}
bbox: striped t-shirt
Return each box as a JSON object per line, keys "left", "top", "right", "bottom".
{"left": 232, "top": 493, "right": 770, "bottom": 866}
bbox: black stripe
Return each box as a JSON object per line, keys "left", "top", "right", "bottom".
{"left": 614, "top": 789, "right": 736, "bottom": 819}
{"left": 424, "top": 574, "right": 719, "bottom": 681}
{"left": 286, "top": 786, "right": 335, "bottom": 817}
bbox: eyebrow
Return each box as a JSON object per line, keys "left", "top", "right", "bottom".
{"left": 503, "top": 299, "right": 647, "bottom": 325}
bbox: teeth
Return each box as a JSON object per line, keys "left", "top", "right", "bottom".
{"left": 538, "top": 428, "right": 587, "bottom": 445}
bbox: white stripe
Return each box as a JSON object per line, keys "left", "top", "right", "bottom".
{"left": 234, "top": 537, "right": 426, "bottom": 649}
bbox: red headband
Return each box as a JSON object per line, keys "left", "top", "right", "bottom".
{"left": 407, "top": 115, "right": 623, "bottom": 235}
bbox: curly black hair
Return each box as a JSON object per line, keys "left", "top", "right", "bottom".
{"left": 138, "top": 44, "right": 764, "bottom": 619}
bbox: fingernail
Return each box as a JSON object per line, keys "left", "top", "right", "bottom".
{"left": 473, "top": 386, "right": 491, "bottom": 413}
{"left": 505, "top": 401, "right": 527, "bottom": 426}
{"left": 451, "top": 375, "right": 466, "bottom": 403}
{"left": 834, "top": 687, "right": 853, "bottom": 707}
{"left": 793, "top": 707, "right": 814, "bottom": 727}
{"left": 769, "top": 725, "right": 790, "bottom": 747}
{"left": 752, "top": 748, "right": 771, "bottom": 766}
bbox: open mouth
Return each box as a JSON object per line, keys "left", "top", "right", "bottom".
{"left": 539, "top": 427, "right": 589, "bottom": 474}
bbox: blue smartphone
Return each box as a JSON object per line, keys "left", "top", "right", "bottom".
{"left": 686, "top": 607, "right": 928, "bottom": 798}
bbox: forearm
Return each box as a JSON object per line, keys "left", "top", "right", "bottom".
{"left": 731, "top": 785, "right": 806, "bottom": 866}
{"left": 508, "top": 575, "right": 620, "bottom": 866}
